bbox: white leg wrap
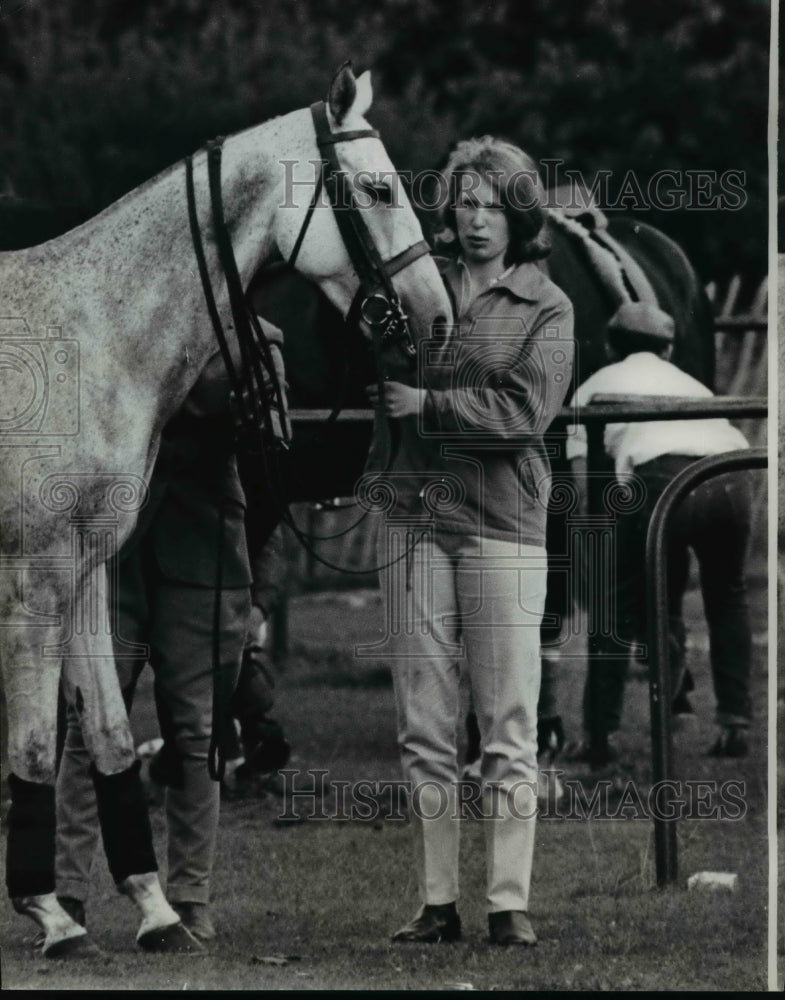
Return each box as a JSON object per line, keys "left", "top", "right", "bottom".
{"left": 12, "top": 892, "right": 87, "bottom": 955}
{"left": 118, "top": 872, "right": 180, "bottom": 940}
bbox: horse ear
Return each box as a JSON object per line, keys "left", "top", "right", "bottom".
{"left": 328, "top": 62, "right": 357, "bottom": 125}
{"left": 353, "top": 71, "right": 373, "bottom": 117}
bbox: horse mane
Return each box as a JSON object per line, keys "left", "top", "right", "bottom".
{"left": 548, "top": 209, "right": 658, "bottom": 310}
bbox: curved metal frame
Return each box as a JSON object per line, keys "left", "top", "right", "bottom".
{"left": 644, "top": 447, "right": 767, "bottom": 887}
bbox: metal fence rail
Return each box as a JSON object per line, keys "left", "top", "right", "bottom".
{"left": 290, "top": 395, "right": 768, "bottom": 428}
{"left": 712, "top": 316, "right": 767, "bottom": 332}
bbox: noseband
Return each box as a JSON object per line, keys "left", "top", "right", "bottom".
{"left": 288, "top": 101, "right": 432, "bottom": 364}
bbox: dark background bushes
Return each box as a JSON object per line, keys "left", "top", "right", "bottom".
{"left": 0, "top": 0, "right": 770, "bottom": 292}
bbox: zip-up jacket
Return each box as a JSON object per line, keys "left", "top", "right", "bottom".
{"left": 389, "top": 257, "right": 574, "bottom": 546}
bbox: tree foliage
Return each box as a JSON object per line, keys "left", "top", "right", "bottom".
{"left": 0, "top": 0, "right": 769, "bottom": 287}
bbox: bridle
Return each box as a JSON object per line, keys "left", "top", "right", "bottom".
{"left": 185, "top": 100, "right": 435, "bottom": 454}
{"left": 288, "top": 101, "right": 432, "bottom": 366}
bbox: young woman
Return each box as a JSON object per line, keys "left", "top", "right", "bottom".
{"left": 368, "top": 137, "right": 574, "bottom": 946}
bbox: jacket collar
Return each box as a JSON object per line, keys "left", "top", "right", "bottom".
{"left": 437, "top": 255, "right": 546, "bottom": 303}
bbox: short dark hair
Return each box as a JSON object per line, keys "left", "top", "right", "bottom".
{"left": 434, "top": 136, "right": 551, "bottom": 265}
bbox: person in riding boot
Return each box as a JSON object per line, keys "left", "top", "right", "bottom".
{"left": 55, "top": 318, "right": 287, "bottom": 946}
{"left": 150, "top": 335, "right": 294, "bottom": 801}
{"left": 566, "top": 301, "right": 754, "bottom": 766}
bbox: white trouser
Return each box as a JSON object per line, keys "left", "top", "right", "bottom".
{"left": 379, "top": 530, "right": 547, "bottom": 913}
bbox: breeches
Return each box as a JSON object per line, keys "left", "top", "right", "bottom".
{"left": 380, "top": 530, "right": 547, "bottom": 911}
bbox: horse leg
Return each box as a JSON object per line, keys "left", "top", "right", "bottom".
{"left": 0, "top": 587, "right": 95, "bottom": 956}
{"left": 53, "top": 710, "right": 203, "bottom": 954}
{"left": 89, "top": 767, "right": 201, "bottom": 952}
{"left": 1, "top": 601, "right": 62, "bottom": 785}
{"left": 61, "top": 575, "right": 202, "bottom": 952}
{"left": 6, "top": 774, "right": 100, "bottom": 958}
{"left": 4, "top": 706, "right": 97, "bottom": 957}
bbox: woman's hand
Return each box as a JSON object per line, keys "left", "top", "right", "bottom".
{"left": 366, "top": 381, "right": 427, "bottom": 418}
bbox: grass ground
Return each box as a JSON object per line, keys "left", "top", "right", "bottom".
{"left": 0, "top": 579, "right": 773, "bottom": 990}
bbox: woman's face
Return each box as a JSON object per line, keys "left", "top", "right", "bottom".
{"left": 453, "top": 173, "right": 510, "bottom": 267}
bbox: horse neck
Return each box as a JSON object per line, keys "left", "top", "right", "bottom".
{"left": 40, "top": 119, "right": 287, "bottom": 381}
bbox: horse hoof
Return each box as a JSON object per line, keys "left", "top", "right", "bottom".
{"left": 13, "top": 892, "right": 93, "bottom": 957}
{"left": 43, "top": 932, "right": 103, "bottom": 960}
{"left": 137, "top": 920, "right": 205, "bottom": 953}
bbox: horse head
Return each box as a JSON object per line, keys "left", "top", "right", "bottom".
{"left": 271, "top": 64, "right": 453, "bottom": 368}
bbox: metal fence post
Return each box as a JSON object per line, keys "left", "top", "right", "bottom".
{"left": 583, "top": 422, "right": 619, "bottom": 755}
{"left": 644, "top": 448, "right": 767, "bottom": 887}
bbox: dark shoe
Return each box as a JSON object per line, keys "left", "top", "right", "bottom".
{"left": 488, "top": 910, "right": 537, "bottom": 947}
{"left": 709, "top": 727, "right": 749, "bottom": 758}
{"left": 392, "top": 902, "right": 461, "bottom": 943}
{"left": 171, "top": 901, "right": 216, "bottom": 942}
